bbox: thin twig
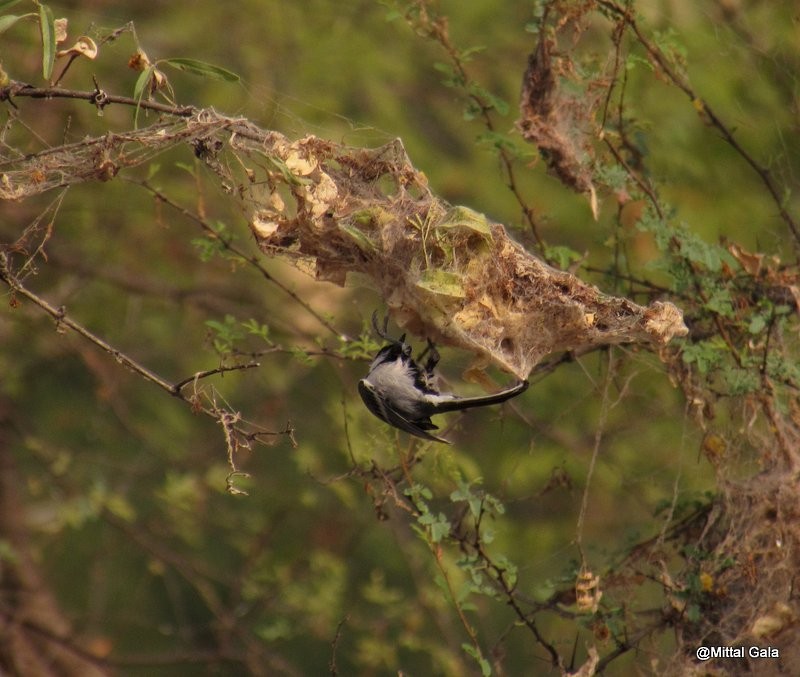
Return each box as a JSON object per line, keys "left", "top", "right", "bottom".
{"left": 408, "top": 10, "right": 544, "bottom": 248}
{"left": 0, "top": 253, "right": 291, "bottom": 449}
{"left": 0, "top": 252, "right": 176, "bottom": 394}
{"left": 575, "top": 351, "right": 616, "bottom": 564}
{"left": 172, "top": 362, "right": 260, "bottom": 392}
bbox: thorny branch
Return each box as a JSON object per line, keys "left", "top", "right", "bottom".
{"left": 0, "top": 81, "right": 196, "bottom": 118}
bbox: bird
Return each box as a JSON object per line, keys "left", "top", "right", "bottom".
{"left": 358, "top": 313, "right": 528, "bottom": 443}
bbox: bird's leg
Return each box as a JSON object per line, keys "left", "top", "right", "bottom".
{"left": 417, "top": 339, "right": 440, "bottom": 377}
{"left": 371, "top": 310, "right": 392, "bottom": 341}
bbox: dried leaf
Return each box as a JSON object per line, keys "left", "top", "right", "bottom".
{"left": 128, "top": 50, "right": 152, "bottom": 72}
{"left": 57, "top": 35, "right": 98, "bottom": 60}
{"left": 285, "top": 149, "right": 317, "bottom": 176}
{"left": 250, "top": 211, "right": 280, "bottom": 238}
{"left": 53, "top": 17, "right": 67, "bottom": 43}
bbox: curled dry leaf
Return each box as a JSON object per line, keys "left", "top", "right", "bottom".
{"left": 149, "top": 68, "right": 168, "bottom": 92}
{"left": 284, "top": 148, "right": 317, "bottom": 176}
{"left": 128, "top": 49, "right": 152, "bottom": 72}
{"left": 250, "top": 211, "right": 280, "bottom": 238}
{"left": 57, "top": 36, "right": 98, "bottom": 60}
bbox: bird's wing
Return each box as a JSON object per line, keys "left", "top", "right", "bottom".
{"left": 358, "top": 380, "right": 452, "bottom": 444}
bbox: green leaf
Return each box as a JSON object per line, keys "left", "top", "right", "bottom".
{"left": 438, "top": 206, "right": 493, "bottom": 238}
{"left": 162, "top": 58, "right": 240, "bottom": 82}
{"left": 544, "top": 244, "right": 583, "bottom": 270}
{"left": 38, "top": 3, "right": 55, "bottom": 80}
{"left": 458, "top": 45, "right": 486, "bottom": 61}
{"left": 626, "top": 53, "right": 655, "bottom": 72}
{"left": 0, "top": 13, "right": 28, "bottom": 34}
{"left": 133, "top": 66, "right": 153, "bottom": 110}
{"left": 450, "top": 478, "right": 483, "bottom": 518}
{"left": 721, "top": 366, "right": 759, "bottom": 395}
{"left": 748, "top": 314, "right": 767, "bottom": 335}
{"left": 468, "top": 82, "right": 509, "bottom": 116}
{"left": 145, "top": 163, "right": 161, "bottom": 180}
{"left": 415, "top": 269, "right": 466, "bottom": 298}
{"left": 462, "top": 644, "right": 492, "bottom": 676}
{"left": 418, "top": 509, "right": 450, "bottom": 543}
{"left": 681, "top": 340, "right": 726, "bottom": 374}
{"left": 339, "top": 222, "right": 378, "bottom": 253}
{"left": 476, "top": 130, "right": 524, "bottom": 157}
{"left": 433, "top": 61, "right": 463, "bottom": 88}
{"left": 703, "top": 286, "right": 734, "bottom": 318}
{"left": 191, "top": 236, "right": 224, "bottom": 262}
{"left": 429, "top": 513, "right": 451, "bottom": 543}
{"left": 289, "top": 346, "right": 314, "bottom": 365}
{"left": 242, "top": 318, "right": 270, "bottom": 342}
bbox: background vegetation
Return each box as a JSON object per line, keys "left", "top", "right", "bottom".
{"left": 1, "top": 0, "right": 798, "bottom": 675}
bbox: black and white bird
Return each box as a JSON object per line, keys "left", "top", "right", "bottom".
{"left": 358, "top": 314, "right": 528, "bottom": 443}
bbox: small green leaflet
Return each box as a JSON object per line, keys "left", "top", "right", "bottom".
{"left": 38, "top": 3, "right": 55, "bottom": 80}
{"left": 0, "top": 14, "right": 26, "bottom": 34}
{"left": 162, "top": 58, "right": 240, "bottom": 82}
{"left": 416, "top": 269, "right": 465, "bottom": 298}
{"left": 439, "top": 206, "right": 493, "bottom": 238}
{"left": 133, "top": 66, "right": 154, "bottom": 103}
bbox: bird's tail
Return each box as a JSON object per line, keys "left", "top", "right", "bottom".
{"left": 431, "top": 380, "right": 529, "bottom": 414}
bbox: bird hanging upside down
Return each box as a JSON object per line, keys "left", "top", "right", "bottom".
{"left": 358, "top": 313, "right": 528, "bottom": 443}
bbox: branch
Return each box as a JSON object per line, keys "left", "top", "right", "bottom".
{"left": 171, "top": 363, "right": 260, "bottom": 392}
{"left": 0, "top": 253, "right": 293, "bottom": 457}
{"left": 0, "top": 252, "right": 176, "bottom": 394}
{"left": 0, "top": 81, "right": 196, "bottom": 117}
{"left": 399, "top": 8, "right": 545, "bottom": 247}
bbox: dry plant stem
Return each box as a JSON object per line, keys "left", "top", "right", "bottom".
{"left": 0, "top": 253, "right": 174, "bottom": 393}
{"left": 478, "top": 543, "right": 560, "bottom": 666}
{"left": 575, "top": 351, "right": 615, "bottom": 564}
